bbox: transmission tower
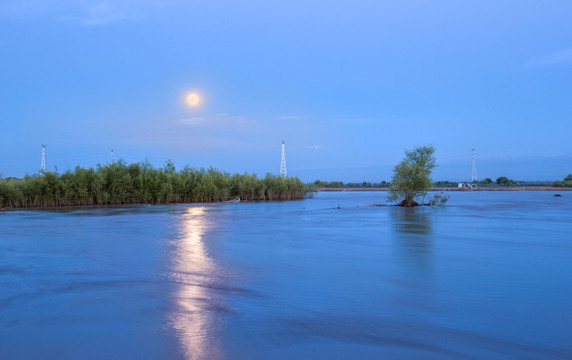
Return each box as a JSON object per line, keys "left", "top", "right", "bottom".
{"left": 280, "top": 140, "right": 287, "bottom": 177}
{"left": 471, "top": 148, "right": 478, "bottom": 183}
{"left": 40, "top": 144, "right": 46, "bottom": 173}
{"left": 111, "top": 149, "right": 114, "bottom": 165}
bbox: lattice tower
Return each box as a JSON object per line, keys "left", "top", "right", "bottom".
{"left": 40, "top": 144, "right": 46, "bottom": 173}
{"left": 280, "top": 141, "right": 287, "bottom": 177}
{"left": 471, "top": 149, "right": 478, "bottom": 183}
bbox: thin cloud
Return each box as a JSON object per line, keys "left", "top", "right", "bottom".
{"left": 525, "top": 48, "right": 572, "bottom": 69}
{"left": 336, "top": 118, "right": 375, "bottom": 124}
{"left": 125, "top": 128, "right": 259, "bottom": 151}
{"left": 1, "top": 1, "right": 155, "bottom": 25}
{"left": 126, "top": 131, "right": 217, "bottom": 150}
{"left": 179, "top": 113, "right": 253, "bottom": 128}
{"left": 84, "top": 2, "right": 144, "bottom": 25}
{"left": 179, "top": 117, "right": 206, "bottom": 125}
{"left": 67, "top": 2, "right": 145, "bottom": 26}
{"left": 275, "top": 115, "right": 304, "bottom": 120}
{"left": 308, "top": 145, "right": 326, "bottom": 150}
{"left": 335, "top": 117, "right": 410, "bottom": 125}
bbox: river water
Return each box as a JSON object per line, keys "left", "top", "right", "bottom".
{"left": 1, "top": 191, "right": 571, "bottom": 359}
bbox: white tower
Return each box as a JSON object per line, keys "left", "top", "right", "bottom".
{"left": 471, "top": 148, "right": 477, "bottom": 183}
{"left": 280, "top": 140, "right": 287, "bottom": 177}
{"left": 40, "top": 144, "right": 46, "bottom": 173}
{"left": 111, "top": 149, "right": 114, "bottom": 165}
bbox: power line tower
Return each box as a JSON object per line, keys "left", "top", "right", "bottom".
{"left": 471, "top": 148, "right": 478, "bottom": 183}
{"left": 40, "top": 144, "right": 46, "bottom": 173}
{"left": 280, "top": 140, "right": 287, "bottom": 177}
{"left": 111, "top": 149, "right": 114, "bottom": 165}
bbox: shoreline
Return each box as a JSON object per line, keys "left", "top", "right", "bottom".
{"left": 0, "top": 198, "right": 307, "bottom": 212}
{"left": 316, "top": 187, "right": 572, "bottom": 192}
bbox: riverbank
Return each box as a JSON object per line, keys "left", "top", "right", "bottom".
{"left": 316, "top": 187, "right": 572, "bottom": 192}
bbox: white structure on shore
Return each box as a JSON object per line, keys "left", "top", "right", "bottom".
{"left": 458, "top": 149, "right": 478, "bottom": 190}
{"left": 280, "top": 140, "right": 287, "bottom": 177}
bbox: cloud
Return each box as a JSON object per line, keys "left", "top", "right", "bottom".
{"left": 61, "top": 2, "right": 145, "bottom": 26}
{"left": 275, "top": 115, "right": 304, "bottom": 120}
{"left": 81, "top": 2, "right": 144, "bottom": 25}
{"left": 334, "top": 117, "right": 409, "bottom": 125}
{"left": 127, "top": 132, "right": 215, "bottom": 150}
{"left": 308, "top": 145, "right": 325, "bottom": 150}
{"left": 179, "top": 113, "right": 253, "bottom": 128}
{"left": 1, "top": 1, "right": 155, "bottom": 25}
{"left": 336, "top": 118, "right": 374, "bottom": 124}
{"left": 179, "top": 117, "right": 206, "bottom": 125}
{"left": 525, "top": 48, "right": 572, "bottom": 69}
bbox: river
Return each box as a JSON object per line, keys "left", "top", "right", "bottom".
{"left": 1, "top": 191, "right": 571, "bottom": 359}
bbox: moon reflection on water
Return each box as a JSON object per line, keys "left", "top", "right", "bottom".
{"left": 169, "top": 206, "right": 224, "bottom": 360}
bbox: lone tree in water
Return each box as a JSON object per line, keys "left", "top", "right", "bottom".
{"left": 388, "top": 144, "right": 440, "bottom": 207}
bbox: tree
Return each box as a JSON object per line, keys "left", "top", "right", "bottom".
{"left": 554, "top": 174, "right": 572, "bottom": 188}
{"left": 496, "top": 176, "right": 508, "bottom": 185}
{"left": 496, "top": 176, "right": 517, "bottom": 186}
{"left": 388, "top": 145, "right": 439, "bottom": 207}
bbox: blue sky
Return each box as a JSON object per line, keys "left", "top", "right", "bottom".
{"left": 1, "top": 0, "right": 571, "bottom": 182}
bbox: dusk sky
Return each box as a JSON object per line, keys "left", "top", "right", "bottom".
{"left": 1, "top": 1, "right": 571, "bottom": 182}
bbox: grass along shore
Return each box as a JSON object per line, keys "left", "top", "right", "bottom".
{"left": 0, "top": 161, "right": 307, "bottom": 209}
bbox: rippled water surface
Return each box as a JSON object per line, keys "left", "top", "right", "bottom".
{"left": 1, "top": 191, "right": 571, "bottom": 359}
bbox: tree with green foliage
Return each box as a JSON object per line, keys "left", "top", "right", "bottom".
{"left": 309, "top": 180, "right": 389, "bottom": 188}
{"left": 388, "top": 145, "right": 445, "bottom": 207}
{"left": 553, "top": 174, "right": 572, "bottom": 188}
{"left": 433, "top": 180, "right": 459, "bottom": 187}
{"left": 496, "top": 176, "right": 517, "bottom": 187}
{"left": 313, "top": 180, "right": 343, "bottom": 188}
{"left": 496, "top": 176, "right": 508, "bottom": 185}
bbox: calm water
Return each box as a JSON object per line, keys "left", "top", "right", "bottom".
{"left": 1, "top": 191, "right": 571, "bottom": 359}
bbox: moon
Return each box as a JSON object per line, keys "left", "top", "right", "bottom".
{"left": 186, "top": 93, "right": 200, "bottom": 107}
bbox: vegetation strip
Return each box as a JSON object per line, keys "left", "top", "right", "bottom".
{"left": 0, "top": 160, "right": 306, "bottom": 208}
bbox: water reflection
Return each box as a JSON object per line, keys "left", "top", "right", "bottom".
{"left": 170, "top": 206, "right": 223, "bottom": 360}
{"left": 391, "top": 208, "right": 434, "bottom": 272}
{"left": 392, "top": 208, "right": 433, "bottom": 237}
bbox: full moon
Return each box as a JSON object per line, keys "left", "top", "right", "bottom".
{"left": 186, "top": 93, "right": 200, "bottom": 107}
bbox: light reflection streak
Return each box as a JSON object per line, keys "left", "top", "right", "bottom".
{"left": 170, "top": 206, "right": 223, "bottom": 360}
